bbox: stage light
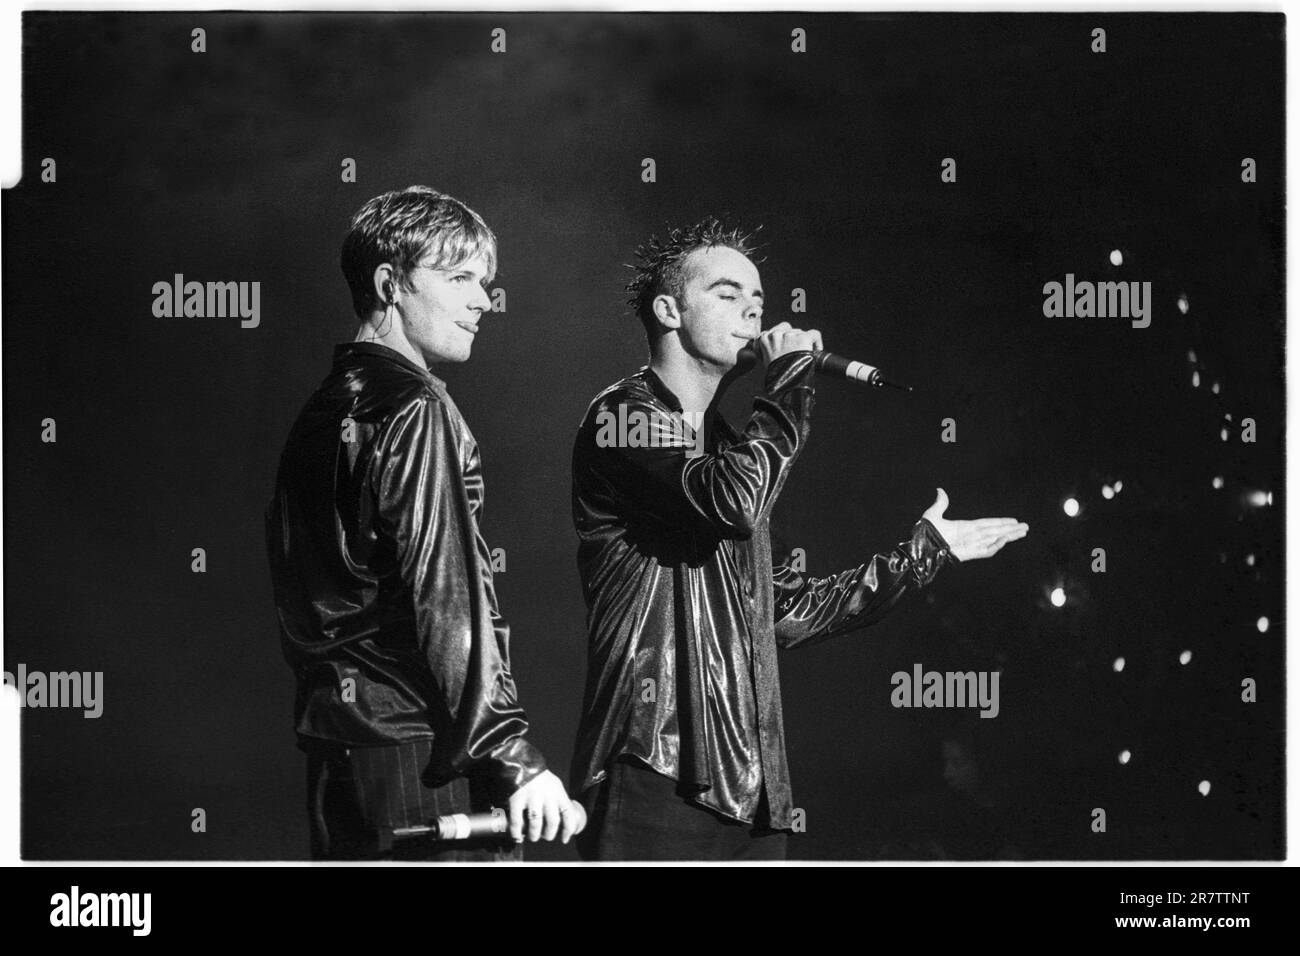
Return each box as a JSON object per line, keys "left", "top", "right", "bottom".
{"left": 1109, "top": 249, "right": 1123, "bottom": 266}
{"left": 1102, "top": 484, "right": 1114, "bottom": 499}
{"left": 1179, "top": 650, "right": 1192, "bottom": 665}
{"left": 1113, "top": 657, "right": 1125, "bottom": 672}
{"left": 1178, "top": 295, "right": 1189, "bottom": 314}
{"left": 1212, "top": 476, "right": 1224, "bottom": 489}
{"left": 1063, "top": 497, "right": 1080, "bottom": 517}
{"left": 1199, "top": 780, "right": 1211, "bottom": 797}
{"left": 1256, "top": 616, "right": 1269, "bottom": 633}
{"left": 1050, "top": 587, "right": 1066, "bottom": 607}
{"left": 1118, "top": 749, "right": 1131, "bottom": 765}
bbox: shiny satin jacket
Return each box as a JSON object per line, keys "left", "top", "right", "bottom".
{"left": 570, "top": 351, "right": 956, "bottom": 828}
{"left": 265, "top": 342, "right": 544, "bottom": 793}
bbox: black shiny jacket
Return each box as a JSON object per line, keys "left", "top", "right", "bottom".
{"left": 265, "top": 342, "right": 545, "bottom": 794}
{"left": 570, "top": 351, "right": 956, "bottom": 828}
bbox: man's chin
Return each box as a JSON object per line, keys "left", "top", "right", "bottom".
{"left": 420, "top": 352, "right": 471, "bottom": 369}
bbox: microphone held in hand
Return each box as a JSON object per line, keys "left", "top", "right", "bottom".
{"left": 395, "top": 807, "right": 510, "bottom": 842}
{"left": 736, "top": 341, "right": 911, "bottom": 391}
{"left": 377, "top": 800, "right": 589, "bottom": 850}
{"left": 812, "top": 350, "right": 912, "bottom": 391}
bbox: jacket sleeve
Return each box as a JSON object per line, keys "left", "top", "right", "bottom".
{"left": 601, "top": 351, "right": 817, "bottom": 539}
{"left": 772, "top": 517, "right": 958, "bottom": 649}
{"left": 371, "top": 393, "right": 546, "bottom": 793}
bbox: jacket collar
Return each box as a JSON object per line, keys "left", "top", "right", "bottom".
{"left": 641, "top": 365, "right": 684, "bottom": 413}
{"left": 639, "top": 365, "right": 736, "bottom": 443}
{"left": 333, "top": 341, "right": 446, "bottom": 390}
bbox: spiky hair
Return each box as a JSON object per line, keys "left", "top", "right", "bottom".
{"left": 625, "top": 217, "right": 764, "bottom": 340}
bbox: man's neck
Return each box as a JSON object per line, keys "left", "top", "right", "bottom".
{"left": 354, "top": 316, "right": 426, "bottom": 370}
{"left": 649, "top": 350, "right": 726, "bottom": 416}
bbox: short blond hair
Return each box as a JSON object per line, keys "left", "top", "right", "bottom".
{"left": 341, "top": 186, "right": 497, "bottom": 319}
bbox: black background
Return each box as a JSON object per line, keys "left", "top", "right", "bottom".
{"left": 3, "top": 11, "right": 1285, "bottom": 860}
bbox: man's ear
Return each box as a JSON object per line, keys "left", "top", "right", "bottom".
{"left": 372, "top": 263, "right": 398, "bottom": 306}
{"left": 651, "top": 293, "right": 683, "bottom": 332}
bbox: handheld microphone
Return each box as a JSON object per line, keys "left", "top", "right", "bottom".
{"left": 811, "top": 350, "right": 912, "bottom": 392}
{"left": 393, "top": 807, "right": 510, "bottom": 842}
{"left": 376, "top": 801, "right": 588, "bottom": 850}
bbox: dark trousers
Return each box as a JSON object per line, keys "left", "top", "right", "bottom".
{"left": 305, "top": 738, "right": 521, "bottom": 862}
{"left": 575, "top": 758, "right": 789, "bottom": 861}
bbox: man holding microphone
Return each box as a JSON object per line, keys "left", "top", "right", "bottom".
{"left": 569, "top": 218, "right": 1028, "bottom": 860}
{"left": 266, "top": 186, "right": 578, "bottom": 860}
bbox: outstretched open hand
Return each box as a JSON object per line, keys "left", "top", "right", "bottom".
{"left": 922, "top": 488, "right": 1028, "bottom": 563}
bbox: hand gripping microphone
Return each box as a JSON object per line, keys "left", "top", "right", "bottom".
{"left": 811, "top": 350, "right": 913, "bottom": 392}
{"left": 376, "top": 801, "right": 588, "bottom": 851}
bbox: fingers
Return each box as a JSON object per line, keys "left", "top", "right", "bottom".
{"left": 755, "top": 324, "right": 823, "bottom": 364}
{"left": 997, "top": 524, "right": 1029, "bottom": 545}
{"left": 971, "top": 526, "right": 1028, "bottom": 559}
{"left": 950, "top": 520, "right": 1029, "bottom": 562}
{"left": 527, "top": 793, "right": 545, "bottom": 842}
{"left": 977, "top": 525, "right": 1027, "bottom": 546}
{"left": 973, "top": 518, "right": 1025, "bottom": 528}
{"left": 541, "top": 798, "right": 561, "bottom": 842}
{"left": 755, "top": 322, "right": 792, "bottom": 357}
{"left": 787, "top": 328, "right": 820, "bottom": 353}
{"left": 509, "top": 799, "right": 525, "bottom": 843}
{"left": 961, "top": 519, "right": 1028, "bottom": 540}
{"left": 508, "top": 775, "right": 543, "bottom": 843}
{"left": 558, "top": 800, "right": 578, "bottom": 844}
{"left": 508, "top": 772, "right": 576, "bottom": 843}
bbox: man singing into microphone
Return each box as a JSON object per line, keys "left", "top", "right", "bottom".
{"left": 569, "top": 218, "right": 1028, "bottom": 860}
{"left": 266, "top": 186, "right": 575, "bottom": 860}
